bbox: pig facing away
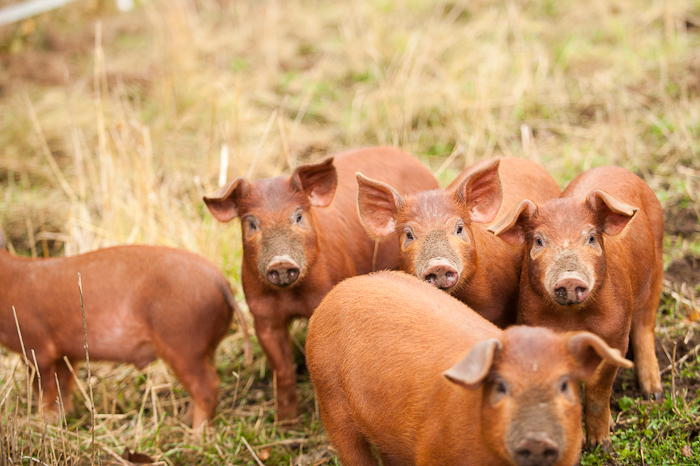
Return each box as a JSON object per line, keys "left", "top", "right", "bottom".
{"left": 203, "top": 146, "right": 438, "bottom": 420}
{"left": 489, "top": 166, "right": 664, "bottom": 450}
{"left": 0, "top": 245, "right": 248, "bottom": 428}
{"left": 357, "top": 157, "right": 560, "bottom": 328}
{"left": 307, "top": 271, "right": 632, "bottom": 466}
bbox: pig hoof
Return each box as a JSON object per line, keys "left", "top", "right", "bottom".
{"left": 586, "top": 437, "right": 612, "bottom": 453}
{"left": 643, "top": 391, "right": 664, "bottom": 402}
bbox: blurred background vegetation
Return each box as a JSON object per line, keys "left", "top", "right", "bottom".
{"left": 0, "top": 0, "right": 699, "bottom": 464}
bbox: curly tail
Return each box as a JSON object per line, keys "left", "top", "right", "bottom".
{"left": 222, "top": 286, "right": 253, "bottom": 366}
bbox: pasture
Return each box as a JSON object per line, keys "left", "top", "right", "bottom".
{"left": 0, "top": 0, "right": 699, "bottom": 464}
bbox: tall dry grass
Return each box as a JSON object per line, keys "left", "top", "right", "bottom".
{"left": 0, "top": 0, "right": 699, "bottom": 464}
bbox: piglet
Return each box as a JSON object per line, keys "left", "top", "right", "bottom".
{"left": 203, "top": 146, "right": 437, "bottom": 420}
{"left": 357, "top": 157, "right": 560, "bottom": 328}
{"left": 307, "top": 271, "right": 632, "bottom": 466}
{"left": 0, "top": 244, "right": 249, "bottom": 428}
{"left": 489, "top": 166, "right": 664, "bottom": 449}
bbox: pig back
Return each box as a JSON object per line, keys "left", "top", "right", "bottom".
{"left": 307, "top": 270, "right": 498, "bottom": 458}
{"left": 316, "top": 147, "right": 438, "bottom": 274}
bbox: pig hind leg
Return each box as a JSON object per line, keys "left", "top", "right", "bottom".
{"left": 54, "top": 359, "right": 76, "bottom": 413}
{"left": 631, "top": 263, "right": 663, "bottom": 400}
{"left": 158, "top": 347, "right": 220, "bottom": 428}
{"left": 317, "top": 393, "right": 378, "bottom": 466}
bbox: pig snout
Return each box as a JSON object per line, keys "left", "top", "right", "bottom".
{"left": 421, "top": 258, "right": 459, "bottom": 289}
{"left": 513, "top": 432, "right": 559, "bottom": 466}
{"left": 266, "top": 255, "right": 300, "bottom": 287}
{"left": 552, "top": 273, "right": 590, "bottom": 305}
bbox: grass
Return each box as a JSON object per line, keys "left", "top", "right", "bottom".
{"left": 0, "top": 0, "right": 699, "bottom": 464}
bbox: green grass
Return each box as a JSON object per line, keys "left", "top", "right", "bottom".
{"left": 0, "top": 0, "right": 699, "bottom": 464}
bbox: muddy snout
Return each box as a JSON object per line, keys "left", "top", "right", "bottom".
{"left": 266, "top": 255, "right": 301, "bottom": 287}
{"left": 513, "top": 432, "right": 559, "bottom": 466}
{"left": 552, "top": 273, "right": 590, "bottom": 305}
{"left": 421, "top": 257, "right": 459, "bottom": 289}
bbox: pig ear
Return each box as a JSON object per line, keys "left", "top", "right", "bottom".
{"left": 567, "top": 332, "right": 633, "bottom": 381}
{"left": 292, "top": 156, "right": 338, "bottom": 207}
{"left": 203, "top": 177, "right": 249, "bottom": 223}
{"left": 356, "top": 172, "right": 405, "bottom": 239}
{"left": 456, "top": 158, "right": 503, "bottom": 224}
{"left": 487, "top": 199, "right": 537, "bottom": 246}
{"left": 586, "top": 190, "right": 638, "bottom": 236}
{"left": 444, "top": 338, "right": 502, "bottom": 390}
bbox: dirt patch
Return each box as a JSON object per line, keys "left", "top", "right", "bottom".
{"left": 613, "top": 330, "right": 700, "bottom": 406}
{"left": 665, "top": 206, "right": 700, "bottom": 237}
{"left": 665, "top": 255, "right": 700, "bottom": 289}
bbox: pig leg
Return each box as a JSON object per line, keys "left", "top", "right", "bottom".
{"left": 584, "top": 362, "right": 619, "bottom": 451}
{"left": 254, "top": 317, "right": 298, "bottom": 421}
{"left": 631, "top": 270, "right": 663, "bottom": 400}
{"left": 55, "top": 359, "right": 75, "bottom": 413}
{"left": 161, "top": 350, "right": 220, "bottom": 428}
{"left": 317, "top": 395, "right": 377, "bottom": 465}
{"left": 33, "top": 360, "right": 59, "bottom": 416}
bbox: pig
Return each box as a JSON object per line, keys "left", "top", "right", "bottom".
{"left": 488, "top": 166, "right": 664, "bottom": 450}
{"left": 203, "top": 146, "right": 438, "bottom": 420}
{"left": 306, "top": 271, "right": 633, "bottom": 466}
{"left": 356, "top": 157, "right": 560, "bottom": 328}
{"left": 0, "top": 244, "right": 250, "bottom": 428}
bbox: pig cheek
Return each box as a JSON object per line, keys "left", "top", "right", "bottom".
{"left": 554, "top": 388, "right": 584, "bottom": 464}
{"left": 481, "top": 395, "right": 515, "bottom": 464}
{"left": 526, "top": 248, "right": 552, "bottom": 302}
{"left": 398, "top": 240, "right": 420, "bottom": 276}
{"left": 452, "top": 232, "right": 475, "bottom": 285}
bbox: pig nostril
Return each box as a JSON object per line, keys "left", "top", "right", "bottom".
{"left": 287, "top": 268, "right": 300, "bottom": 283}
{"left": 267, "top": 271, "right": 280, "bottom": 284}
{"left": 425, "top": 274, "right": 437, "bottom": 285}
{"left": 575, "top": 286, "right": 588, "bottom": 301}
{"left": 554, "top": 287, "right": 567, "bottom": 299}
{"left": 544, "top": 449, "right": 558, "bottom": 460}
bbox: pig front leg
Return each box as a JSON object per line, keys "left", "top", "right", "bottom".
{"left": 254, "top": 317, "right": 298, "bottom": 422}
{"left": 584, "top": 362, "right": 619, "bottom": 451}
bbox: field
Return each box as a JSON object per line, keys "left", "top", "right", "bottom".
{"left": 0, "top": 0, "right": 699, "bottom": 464}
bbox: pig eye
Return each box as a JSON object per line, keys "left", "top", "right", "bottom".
{"left": 535, "top": 237, "right": 543, "bottom": 247}
{"left": 496, "top": 381, "right": 508, "bottom": 395}
{"left": 455, "top": 223, "right": 464, "bottom": 235}
{"left": 295, "top": 212, "right": 303, "bottom": 223}
{"left": 560, "top": 380, "right": 568, "bottom": 392}
{"left": 588, "top": 235, "right": 596, "bottom": 245}
{"left": 406, "top": 231, "right": 414, "bottom": 240}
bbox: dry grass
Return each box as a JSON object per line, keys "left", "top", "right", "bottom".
{"left": 0, "top": 0, "right": 700, "bottom": 464}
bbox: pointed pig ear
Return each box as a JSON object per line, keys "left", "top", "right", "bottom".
{"left": 292, "top": 156, "right": 338, "bottom": 207}
{"left": 487, "top": 199, "right": 537, "bottom": 246}
{"left": 356, "top": 172, "right": 405, "bottom": 239}
{"left": 586, "top": 190, "right": 638, "bottom": 236}
{"left": 444, "top": 338, "right": 502, "bottom": 390}
{"left": 456, "top": 158, "right": 503, "bottom": 224}
{"left": 567, "top": 332, "right": 633, "bottom": 381}
{"left": 203, "top": 177, "right": 249, "bottom": 223}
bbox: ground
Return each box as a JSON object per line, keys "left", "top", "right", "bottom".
{"left": 0, "top": 0, "right": 699, "bottom": 465}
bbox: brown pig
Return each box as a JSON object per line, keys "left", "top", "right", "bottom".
{"left": 357, "top": 157, "right": 560, "bottom": 328}
{"left": 488, "top": 166, "right": 664, "bottom": 450}
{"left": 0, "top": 244, "right": 250, "bottom": 428}
{"left": 307, "top": 271, "right": 633, "bottom": 466}
{"left": 203, "top": 146, "right": 438, "bottom": 420}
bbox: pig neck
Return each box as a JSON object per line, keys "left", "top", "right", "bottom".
{"left": 454, "top": 224, "right": 521, "bottom": 328}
